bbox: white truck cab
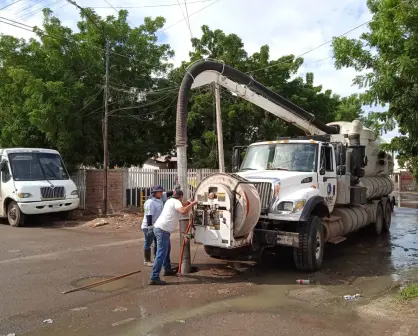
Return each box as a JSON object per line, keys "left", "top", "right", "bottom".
{"left": 0, "top": 148, "right": 80, "bottom": 226}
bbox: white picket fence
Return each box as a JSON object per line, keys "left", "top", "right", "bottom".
{"left": 71, "top": 169, "right": 87, "bottom": 209}
{"left": 124, "top": 168, "right": 218, "bottom": 209}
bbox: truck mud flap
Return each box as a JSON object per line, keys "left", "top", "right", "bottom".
{"left": 254, "top": 229, "right": 299, "bottom": 248}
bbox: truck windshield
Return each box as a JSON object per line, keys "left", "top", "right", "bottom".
{"left": 8, "top": 152, "right": 70, "bottom": 181}
{"left": 240, "top": 143, "right": 318, "bottom": 172}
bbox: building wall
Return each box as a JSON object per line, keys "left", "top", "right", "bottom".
{"left": 400, "top": 171, "right": 418, "bottom": 192}
{"left": 86, "top": 170, "right": 124, "bottom": 214}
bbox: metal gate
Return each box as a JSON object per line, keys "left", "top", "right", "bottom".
{"left": 71, "top": 170, "right": 87, "bottom": 209}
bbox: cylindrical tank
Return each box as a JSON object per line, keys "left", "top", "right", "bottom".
{"left": 360, "top": 176, "right": 394, "bottom": 199}
{"left": 327, "top": 120, "right": 394, "bottom": 176}
{"left": 194, "top": 173, "right": 261, "bottom": 238}
{"left": 325, "top": 204, "right": 375, "bottom": 240}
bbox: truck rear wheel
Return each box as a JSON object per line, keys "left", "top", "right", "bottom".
{"left": 371, "top": 202, "right": 384, "bottom": 235}
{"left": 204, "top": 246, "right": 223, "bottom": 259}
{"left": 7, "top": 201, "right": 26, "bottom": 227}
{"left": 293, "top": 216, "right": 324, "bottom": 272}
{"left": 383, "top": 201, "right": 392, "bottom": 232}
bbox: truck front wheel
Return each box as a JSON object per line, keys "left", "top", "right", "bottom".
{"left": 7, "top": 201, "right": 26, "bottom": 227}
{"left": 293, "top": 216, "right": 324, "bottom": 272}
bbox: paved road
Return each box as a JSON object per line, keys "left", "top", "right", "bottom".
{"left": 0, "top": 207, "right": 417, "bottom": 336}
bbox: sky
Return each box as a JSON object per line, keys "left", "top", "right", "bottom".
{"left": 0, "top": 0, "right": 399, "bottom": 140}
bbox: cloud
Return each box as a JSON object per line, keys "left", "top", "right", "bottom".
{"left": 1, "top": 0, "right": 395, "bottom": 123}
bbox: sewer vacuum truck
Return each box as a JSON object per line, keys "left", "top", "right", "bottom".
{"left": 175, "top": 60, "right": 395, "bottom": 272}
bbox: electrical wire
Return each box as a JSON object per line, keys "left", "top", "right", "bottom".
{"left": 184, "top": 0, "right": 192, "bottom": 36}
{"left": 19, "top": 0, "right": 62, "bottom": 21}
{"left": 109, "top": 96, "right": 177, "bottom": 123}
{"left": 161, "top": 0, "right": 220, "bottom": 31}
{"left": 91, "top": 0, "right": 213, "bottom": 9}
{"left": 0, "top": 16, "right": 162, "bottom": 68}
{"left": 14, "top": 0, "right": 45, "bottom": 17}
{"left": 108, "top": 92, "right": 174, "bottom": 115}
{"left": 245, "top": 1, "right": 407, "bottom": 75}
{"left": 176, "top": 0, "right": 193, "bottom": 39}
{"left": 0, "top": 0, "right": 24, "bottom": 11}
{"left": 0, "top": 18, "right": 33, "bottom": 31}
{"left": 75, "top": 86, "right": 104, "bottom": 114}
{"left": 102, "top": 0, "right": 134, "bottom": 27}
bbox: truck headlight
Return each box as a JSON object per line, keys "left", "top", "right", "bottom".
{"left": 71, "top": 190, "right": 79, "bottom": 196}
{"left": 277, "top": 201, "right": 293, "bottom": 211}
{"left": 17, "top": 192, "right": 32, "bottom": 198}
{"left": 294, "top": 199, "right": 306, "bottom": 212}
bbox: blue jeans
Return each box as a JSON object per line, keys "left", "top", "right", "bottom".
{"left": 142, "top": 228, "right": 157, "bottom": 255}
{"left": 150, "top": 228, "right": 172, "bottom": 280}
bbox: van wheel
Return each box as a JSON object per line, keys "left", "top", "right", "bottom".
{"left": 383, "top": 201, "right": 392, "bottom": 232}
{"left": 293, "top": 216, "right": 324, "bottom": 272}
{"left": 7, "top": 201, "right": 26, "bottom": 227}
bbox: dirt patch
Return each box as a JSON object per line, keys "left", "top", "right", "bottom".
{"left": 79, "top": 213, "right": 143, "bottom": 232}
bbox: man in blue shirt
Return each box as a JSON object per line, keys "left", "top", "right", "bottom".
{"left": 141, "top": 185, "right": 165, "bottom": 266}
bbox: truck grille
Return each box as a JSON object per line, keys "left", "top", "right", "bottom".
{"left": 254, "top": 182, "right": 272, "bottom": 213}
{"left": 40, "top": 186, "right": 65, "bottom": 200}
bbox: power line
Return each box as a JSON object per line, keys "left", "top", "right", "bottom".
{"left": 176, "top": 0, "right": 192, "bottom": 39}
{"left": 14, "top": 0, "right": 45, "bottom": 17}
{"left": 0, "top": 18, "right": 33, "bottom": 31}
{"left": 246, "top": 1, "right": 408, "bottom": 75}
{"left": 91, "top": 0, "right": 213, "bottom": 9}
{"left": 0, "top": 0, "right": 24, "bottom": 11}
{"left": 184, "top": 0, "right": 192, "bottom": 37}
{"left": 101, "top": 0, "right": 134, "bottom": 27}
{"left": 161, "top": 0, "right": 220, "bottom": 31}
{"left": 19, "top": 0, "right": 62, "bottom": 21}
{"left": 75, "top": 86, "right": 104, "bottom": 114}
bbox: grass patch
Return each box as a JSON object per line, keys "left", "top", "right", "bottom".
{"left": 400, "top": 284, "right": 418, "bottom": 301}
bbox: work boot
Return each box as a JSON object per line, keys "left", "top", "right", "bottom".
{"left": 148, "top": 279, "right": 167, "bottom": 286}
{"left": 143, "top": 249, "right": 153, "bottom": 267}
{"left": 163, "top": 268, "right": 178, "bottom": 276}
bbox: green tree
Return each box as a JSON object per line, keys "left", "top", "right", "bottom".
{"left": 0, "top": 8, "right": 174, "bottom": 170}
{"left": 171, "top": 26, "right": 364, "bottom": 169}
{"left": 332, "top": 0, "right": 418, "bottom": 178}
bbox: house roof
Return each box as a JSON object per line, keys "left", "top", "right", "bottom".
{"left": 153, "top": 155, "right": 177, "bottom": 163}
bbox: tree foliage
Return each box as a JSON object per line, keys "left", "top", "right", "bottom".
{"left": 332, "top": 0, "right": 418, "bottom": 178}
{"left": 0, "top": 11, "right": 365, "bottom": 171}
{"left": 0, "top": 9, "right": 174, "bottom": 170}
{"left": 170, "top": 26, "right": 363, "bottom": 168}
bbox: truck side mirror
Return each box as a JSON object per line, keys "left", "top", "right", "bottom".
{"left": 232, "top": 146, "right": 247, "bottom": 173}
{"left": 232, "top": 148, "right": 240, "bottom": 173}
{"left": 0, "top": 160, "right": 7, "bottom": 172}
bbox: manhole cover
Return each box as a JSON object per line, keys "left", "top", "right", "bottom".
{"left": 210, "top": 267, "right": 239, "bottom": 277}
{"left": 71, "top": 276, "right": 131, "bottom": 292}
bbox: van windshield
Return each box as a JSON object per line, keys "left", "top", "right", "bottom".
{"left": 8, "top": 152, "right": 70, "bottom": 181}
{"left": 240, "top": 143, "right": 318, "bottom": 172}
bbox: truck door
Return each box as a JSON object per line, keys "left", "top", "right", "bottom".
{"left": 318, "top": 144, "right": 337, "bottom": 212}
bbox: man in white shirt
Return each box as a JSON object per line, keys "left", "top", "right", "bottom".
{"left": 149, "top": 189, "right": 197, "bottom": 285}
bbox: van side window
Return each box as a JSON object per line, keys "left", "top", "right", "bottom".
{"left": 2, "top": 163, "right": 11, "bottom": 183}
{"left": 324, "top": 146, "right": 333, "bottom": 171}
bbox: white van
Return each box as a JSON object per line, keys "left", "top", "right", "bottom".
{"left": 0, "top": 148, "right": 80, "bottom": 226}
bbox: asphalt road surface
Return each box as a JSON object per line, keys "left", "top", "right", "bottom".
{"left": 0, "top": 206, "right": 417, "bottom": 336}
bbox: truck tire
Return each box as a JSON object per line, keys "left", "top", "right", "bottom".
{"left": 7, "top": 201, "right": 26, "bottom": 227}
{"left": 293, "top": 216, "right": 324, "bottom": 272}
{"left": 371, "top": 202, "right": 384, "bottom": 235}
{"left": 383, "top": 201, "right": 392, "bottom": 232}
{"left": 204, "top": 245, "right": 223, "bottom": 259}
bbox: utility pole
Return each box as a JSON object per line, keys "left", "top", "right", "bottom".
{"left": 103, "top": 39, "right": 110, "bottom": 215}
{"left": 214, "top": 83, "right": 225, "bottom": 172}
